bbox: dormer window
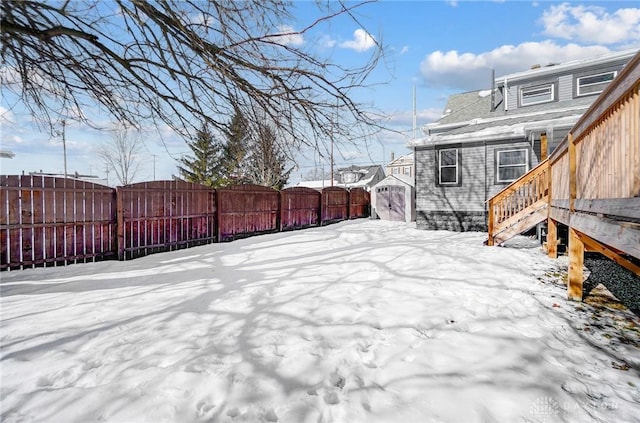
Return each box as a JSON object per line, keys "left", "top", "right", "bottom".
{"left": 576, "top": 71, "right": 616, "bottom": 96}
{"left": 342, "top": 172, "right": 358, "bottom": 183}
{"left": 520, "top": 83, "right": 555, "bottom": 106}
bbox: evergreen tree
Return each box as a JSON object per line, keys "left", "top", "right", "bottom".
{"left": 244, "top": 123, "right": 293, "bottom": 190}
{"left": 177, "top": 126, "right": 224, "bottom": 187}
{"left": 220, "top": 109, "right": 250, "bottom": 186}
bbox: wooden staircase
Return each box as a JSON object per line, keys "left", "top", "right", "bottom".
{"left": 487, "top": 159, "right": 550, "bottom": 246}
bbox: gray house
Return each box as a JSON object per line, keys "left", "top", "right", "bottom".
{"left": 409, "top": 49, "right": 637, "bottom": 232}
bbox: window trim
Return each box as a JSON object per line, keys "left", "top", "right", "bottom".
{"left": 437, "top": 148, "right": 460, "bottom": 186}
{"left": 576, "top": 71, "right": 617, "bottom": 97}
{"left": 495, "top": 148, "right": 529, "bottom": 184}
{"left": 520, "top": 83, "right": 555, "bottom": 106}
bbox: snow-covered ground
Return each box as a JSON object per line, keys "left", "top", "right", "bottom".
{"left": 1, "top": 220, "right": 639, "bottom": 423}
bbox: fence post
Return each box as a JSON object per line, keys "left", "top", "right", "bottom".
{"left": 116, "top": 187, "right": 125, "bottom": 260}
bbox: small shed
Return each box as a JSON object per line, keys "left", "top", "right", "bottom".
{"left": 371, "top": 174, "right": 416, "bottom": 222}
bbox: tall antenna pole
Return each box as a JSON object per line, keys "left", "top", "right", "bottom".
{"left": 62, "top": 119, "right": 68, "bottom": 178}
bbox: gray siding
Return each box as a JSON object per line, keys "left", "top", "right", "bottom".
{"left": 558, "top": 74, "right": 573, "bottom": 101}
{"left": 415, "top": 138, "right": 536, "bottom": 231}
{"left": 502, "top": 58, "right": 631, "bottom": 113}
{"left": 505, "top": 85, "right": 518, "bottom": 112}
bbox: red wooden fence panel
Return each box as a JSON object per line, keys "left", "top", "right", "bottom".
{"left": 280, "top": 187, "right": 321, "bottom": 231}
{"left": 321, "top": 186, "right": 349, "bottom": 224}
{"left": 217, "top": 184, "right": 279, "bottom": 241}
{"left": 1, "top": 175, "right": 117, "bottom": 270}
{"left": 349, "top": 188, "right": 370, "bottom": 219}
{"left": 117, "top": 180, "right": 216, "bottom": 260}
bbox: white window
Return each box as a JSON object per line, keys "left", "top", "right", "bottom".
{"left": 342, "top": 172, "right": 357, "bottom": 183}
{"left": 497, "top": 149, "right": 528, "bottom": 183}
{"left": 392, "top": 167, "right": 399, "bottom": 174}
{"left": 520, "top": 83, "right": 554, "bottom": 106}
{"left": 438, "top": 148, "right": 458, "bottom": 185}
{"left": 403, "top": 166, "right": 411, "bottom": 176}
{"left": 576, "top": 71, "right": 616, "bottom": 96}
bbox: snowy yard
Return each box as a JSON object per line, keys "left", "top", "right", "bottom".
{"left": 1, "top": 220, "right": 639, "bottom": 423}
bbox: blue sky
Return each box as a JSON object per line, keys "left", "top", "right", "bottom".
{"left": 1, "top": 1, "right": 639, "bottom": 183}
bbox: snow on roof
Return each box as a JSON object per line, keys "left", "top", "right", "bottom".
{"left": 340, "top": 174, "right": 376, "bottom": 189}
{"left": 496, "top": 48, "right": 638, "bottom": 83}
{"left": 410, "top": 113, "right": 582, "bottom": 147}
{"left": 375, "top": 173, "right": 414, "bottom": 187}
{"left": 387, "top": 152, "right": 414, "bottom": 166}
{"left": 296, "top": 179, "right": 339, "bottom": 189}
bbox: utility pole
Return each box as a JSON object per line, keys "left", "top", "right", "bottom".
{"left": 62, "top": 120, "right": 68, "bottom": 177}
{"left": 152, "top": 154, "right": 157, "bottom": 180}
{"left": 330, "top": 133, "right": 334, "bottom": 187}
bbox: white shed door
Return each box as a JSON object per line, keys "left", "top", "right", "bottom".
{"left": 375, "top": 186, "right": 405, "bottom": 221}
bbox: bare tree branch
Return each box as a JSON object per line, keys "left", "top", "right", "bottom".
{"left": 97, "top": 123, "right": 144, "bottom": 185}
{"left": 1, "top": 0, "right": 385, "bottom": 157}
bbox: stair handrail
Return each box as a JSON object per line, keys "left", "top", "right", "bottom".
{"left": 487, "top": 158, "right": 550, "bottom": 245}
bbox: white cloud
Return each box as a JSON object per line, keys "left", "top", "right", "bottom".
{"left": 446, "top": 0, "right": 458, "bottom": 7}
{"left": 339, "top": 29, "right": 376, "bottom": 52}
{"left": 541, "top": 3, "right": 640, "bottom": 45}
{"left": 387, "top": 108, "right": 443, "bottom": 128}
{"left": 265, "top": 25, "right": 304, "bottom": 46}
{"left": 400, "top": 46, "right": 409, "bottom": 55}
{"left": 419, "top": 41, "right": 610, "bottom": 90}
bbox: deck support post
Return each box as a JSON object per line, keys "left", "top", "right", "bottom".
{"left": 547, "top": 218, "right": 558, "bottom": 259}
{"left": 568, "top": 227, "right": 584, "bottom": 301}
{"left": 540, "top": 133, "right": 548, "bottom": 161}
{"left": 487, "top": 200, "right": 495, "bottom": 246}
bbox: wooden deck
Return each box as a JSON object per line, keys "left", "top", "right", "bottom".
{"left": 488, "top": 50, "right": 640, "bottom": 300}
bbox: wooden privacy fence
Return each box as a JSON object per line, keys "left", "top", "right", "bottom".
{"left": 1, "top": 178, "right": 371, "bottom": 270}
{"left": 280, "top": 187, "right": 321, "bottom": 231}
{"left": 321, "top": 187, "right": 349, "bottom": 224}
{"left": 348, "top": 188, "right": 370, "bottom": 219}
{"left": 217, "top": 184, "right": 279, "bottom": 242}
{"left": 117, "top": 180, "right": 216, "bottom": 260}
{"left": 0, "top": 175, "right": 117, "bottom": 270}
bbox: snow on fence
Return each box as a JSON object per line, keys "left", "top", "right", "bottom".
{"left": 1, "top": 178, "right": 370, "bottom": 270}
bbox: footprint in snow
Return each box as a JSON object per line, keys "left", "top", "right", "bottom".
{"left": 226, "top": 407, "right": 241, "bottom": 418}
{"left": 324, "top": 391, "right": 340, "bottom": 405}
{"left": 264, "top": 408, "right": 278, "bottom": 422}
{"left": 330, "top": 373, "right": 345, "bottom": 389}
{"left": 196, "top": 400, "right": 215, "bottom": 417}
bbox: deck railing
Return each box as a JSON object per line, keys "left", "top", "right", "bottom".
{"left": 487, "top": 158, "right": 550, "bottom": 245}
{"left": 487, "top": 49, "right": 640, "bottom": 301}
